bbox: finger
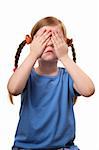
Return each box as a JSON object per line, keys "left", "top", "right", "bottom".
{"left": 52, "top": 31, "right": 65, "bottom": 46}
{"left": 36, "top": 26, "right": 51, "bottom": 37}
{"left": 51, "top": 36, "right": 57, "bottom": 48}
{"left": 52, "top": 32, "right": 59, "bottom": 45}
{"left": 42, "top": 37, "right": 51, "bottom": 48}
{"left": 53, "top": 31, "right": 62, "bottom": 43}
{"left": 35, "top": 27, "right": 46, "bottom": 37}
{"left": 57, "top": 29, "right": 64, "bottom": 38}
{"left": 41, "top": 29, "right": 51, "bottom": 38}
{"left": 57, "top": 30, "right": 66, "bottom": 43}
{"left": 40, "top": 31, "right": 52, "bottom": 44}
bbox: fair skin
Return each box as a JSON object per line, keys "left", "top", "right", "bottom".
{"left": 7, "top": 25, "right": 95, "bottom": 97}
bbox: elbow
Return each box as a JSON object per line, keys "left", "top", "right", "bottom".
{"left": 8, "top": 89, "right": 20, "bottom": 96}
{"left": 7, "top": 83, "right": 20, "bottom": 96}
{"left": 82, "top": 84, "right": 95, "bottom": 97}
{"left": 9, "top": 91, "right": 20, "bottom": 96}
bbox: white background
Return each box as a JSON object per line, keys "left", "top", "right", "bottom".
{"left": 0, "top": 0, "right": 98, "bottom": 150}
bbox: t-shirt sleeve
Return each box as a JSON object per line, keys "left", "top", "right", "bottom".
{"left": 69, "top": 75, "right": 81, "bottom": 98}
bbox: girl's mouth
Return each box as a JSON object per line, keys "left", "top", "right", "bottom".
{"left": 44, "top": 46, "right": 54, "bottom": 53}
{"left": 46, "top": 50, "right": 53, "bottom": 53}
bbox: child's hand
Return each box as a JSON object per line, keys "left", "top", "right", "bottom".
{"left": 30, "top": 27, "right": 51, "bottom": 59}
{"left": 51, "top": 30, "right": 68, "bottom": 60}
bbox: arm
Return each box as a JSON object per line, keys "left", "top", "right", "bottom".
{"left": 60, "top": 55, "right": 95, "bottom": 97}
{"left": 51, "top": 30, "right": 95, "bottom": 97}
{"left": 7, "top": 53, "right": 37, "bottom": 96}
{"left": 7, "top": 28, "right": 51, "bottom": 96}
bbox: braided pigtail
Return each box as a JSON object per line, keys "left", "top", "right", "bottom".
{"left": 67, "top": 38, "right": 76, "bottom": 63}
{"left": 67, "top": 38, "right": 77, "bottom": 104}
{"left": 71, "top": 44, "right": 76, "bottom": 63}
{"left": 13, "top": 40, "right": 26, "bottom": 72}
{"left": 9, "top": 35, "right": 32, "bottom": 104}
{"left": 13, "top": 35, "right": 32, "bottom": 72}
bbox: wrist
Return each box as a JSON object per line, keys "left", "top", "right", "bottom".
{"left": 29, "top": 52, "right": 38, "bottom": 61}
{"left": 59, "top": 54, "right": 69, "bottom": 62}
{"left": 29, "top": 51, "right": 38, "bottom": 59}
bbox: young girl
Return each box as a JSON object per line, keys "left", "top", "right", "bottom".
{"left": 7, "top": 16, "right": 95, "bottom": 150}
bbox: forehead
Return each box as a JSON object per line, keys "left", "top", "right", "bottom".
{"left": 42, "top": 25, "right": 62, "bottom": 32}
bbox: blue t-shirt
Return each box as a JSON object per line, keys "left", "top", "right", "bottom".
{"left": 13, "top": 67, "right": 80, "bottom": 149}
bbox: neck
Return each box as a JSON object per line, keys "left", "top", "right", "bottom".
{"left": 36, "top": 59, "right": 58, "bottom": 76}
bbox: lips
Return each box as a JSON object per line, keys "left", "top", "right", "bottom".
{"left": 44, "top": 46, "right": 53, "bottom": 53}
{"left": 46, "top": 50, "right": 53, "bottom": 53}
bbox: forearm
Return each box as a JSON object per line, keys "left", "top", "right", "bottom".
{"left": 7, "top": 53, "right": 37, "bottom": 95}
{"left": 60, "top": 55, "right": 95, "bottom": 97}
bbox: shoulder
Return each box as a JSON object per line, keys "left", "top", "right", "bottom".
{"left": 59, "top": 67, "right": 67, "bottom": 73}
{"left": 59, "top": 67, "right": 68, "bottom": 77}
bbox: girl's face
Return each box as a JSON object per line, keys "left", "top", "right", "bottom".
{"left": 36, "top": 25, "right": 64, "bottom": 62}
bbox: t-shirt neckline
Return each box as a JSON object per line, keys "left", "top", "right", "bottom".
{"left": 32, "top": 67, "right": 61, "bottom": 79}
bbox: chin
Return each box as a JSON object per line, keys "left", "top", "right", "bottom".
{"left": 40, "top": 53, "right": 57, "bottom": 62}
{"left": 40, "top": 55, "right": 58, "bottom": 62}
